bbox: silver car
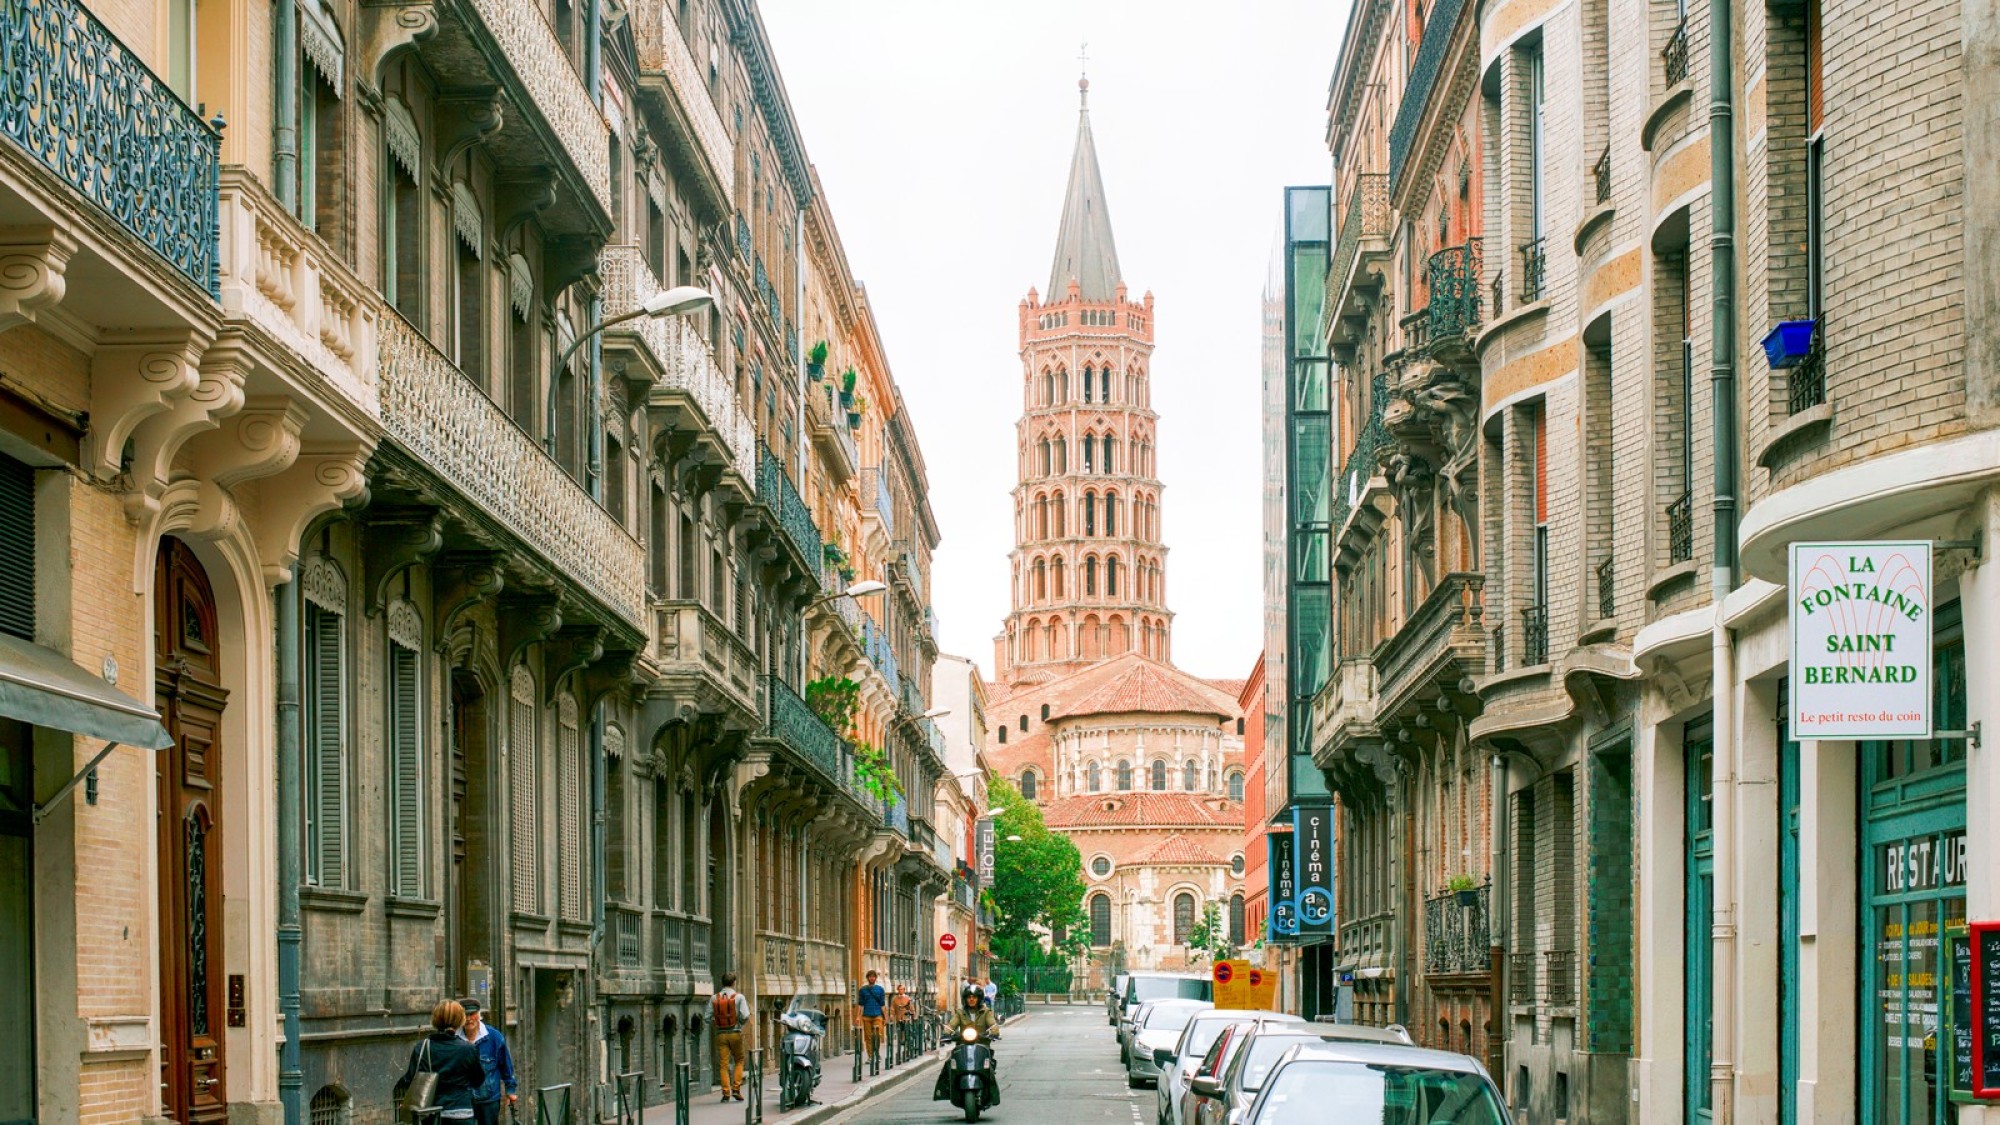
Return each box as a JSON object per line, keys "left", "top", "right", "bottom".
{"left": 1240, "top": 1042, "right": 1511, "bottom": 1125}
{"left": 1154, "top": 1011, "right": 1305, "bottom": 1125}
{"left": 1189, "top": 1023, "right": 1417, "bottom": 1125}
{"left": 1126, "top": 999, "right": 1212, "bottom": 1088}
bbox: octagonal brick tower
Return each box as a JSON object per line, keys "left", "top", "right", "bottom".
{"left": 995, "top": 79, "right": 1171, "bottom": 687}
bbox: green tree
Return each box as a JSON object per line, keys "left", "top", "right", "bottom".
{"left": 1186, "top": 901, "right": 1232, "bottom": 961}
{"left": 985, "top": 776, "right": 1086, "bottom": 951}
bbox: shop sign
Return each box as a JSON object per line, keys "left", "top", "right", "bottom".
{"left": 1968, "top": 921, "right": 2000, "bottom": 1097}
{"left": 975, "top": 818, "right": 995, "bottom": 887}
{"left": 1269, "top": 831, "right": 1298, "bottom": 941}
{"left": 1292, "top": 804, "right": 1335, "bottom": 937}
{"left": 1789, "top": 540, "right": 1932, "bottom": 739}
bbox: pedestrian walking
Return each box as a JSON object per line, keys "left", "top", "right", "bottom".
{"left": 982, "top": 977, "right": 998, "bottom": 1011}
{"left": 398, "top": 1000, "right": 485, "bottom": 1121}
{"left": 857, "top": 970, "right": 887, "bottom": 1061}
{"left": 711, "top": 973, "right": 751, "bottom": 1103}
{"left": 457, "top": 998, "right": 516, "bottom": 1125}
{"left": 889, "top": 983, "right": 915, "bottom": 1055}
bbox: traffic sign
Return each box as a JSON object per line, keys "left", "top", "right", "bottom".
{"left": 1212, "top": 961, "right": 1234, "bottom": 984}
{"left": 939, "top": 932, "right": 958, "bottom": 952}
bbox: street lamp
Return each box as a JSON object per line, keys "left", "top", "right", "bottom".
{"left": 922, "top": 707, "right": 952, "bottom": 720}
{"left": 543, "top": 285, "right": 716, "bottom": 456}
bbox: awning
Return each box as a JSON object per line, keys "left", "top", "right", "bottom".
{"left": 0, "top": 632, "right": 172, "bottom": 749}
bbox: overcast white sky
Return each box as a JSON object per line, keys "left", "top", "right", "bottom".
{"left": 761, "top": 1, "right": 1349, "bottom": 682}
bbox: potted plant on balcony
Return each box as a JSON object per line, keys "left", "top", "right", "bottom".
{"left": 807, "top": 340, "right": 829, "bottom": 379}
{"left": 1444, "top": 873, "right": 1480, "bottom": 907}
{"left": 853, "top": 741, "right": 904, "bottom": 801}
{"left": 848, "top": 393, "right": 867, "bottom": 430}
{"left": 840, "top": 367, "right": 858, "bottom": 405}
{"left": 1760, "top": 318, "right": 1818, "bottom": 368}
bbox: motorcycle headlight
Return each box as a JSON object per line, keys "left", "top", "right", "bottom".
{"left": 960, "top": 1027, "right": 979, "bottom": 1043}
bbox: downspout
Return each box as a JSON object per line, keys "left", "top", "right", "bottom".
{"left": 275, "top": 570, "right": 304, "bottom": 1125}
{"left": 584, "top": 0, "right": 604, "bottom": 493}
{"left": 274, "top": 0, "right": 297, "bottom": 213}
{"left": 589, "top": 710, "right": 608, "bottom": 1088}
{"left": 1489, "top": 753, "right": 1507, "bottom": 1080}
{"left": 1707, "top": 0, "right": 1741, "bottom": 1113}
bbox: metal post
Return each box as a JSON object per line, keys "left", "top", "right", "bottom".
{"left": 275, "top": 570, "right": 304, "bottom": 1125}
{"left": 743, "top": 1049, "right": 764, "bottom": 1124}
{"left": 535, "top": 1083, "right": 572, "bottom": 1125}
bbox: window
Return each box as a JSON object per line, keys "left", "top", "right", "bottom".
{"left": 1231, "top": 854, "right": 1246, "bottom": 877}
{"left": 382, "top": 97, "right": 423, "bottom": 322}
{"left": 386, "top": 602, "right": 424, "bottom": 897}
{"left": 509, "top": 663, "right": 539, "bottom": 912}
{"left": 1150, "top": 760, "right": 1167, "bottom": 791}
{"left": 1806, "top": 0, "right": 1825, "bottom": 321}
{"left": 1182, "top": 760, "right": 1198, "bottom": 791}
{"left": 1528, "top": 43, "right": 1546, "bottom": 243}
{"left": 557, "top": 692, "right": 584, "bottom": 921}
{"left": 0, "top": 454, "right": 33, "bottom": 640}
{"left": 1091, "top": 855, "right": 1112, "bottom": 878}
{"left": 1019, "top": 769, "right": 1038, "bottom": 801}
{"left": 1085, "top": 557, "right": 1098, "bottom": 595}
{"left": 1088, "top": 760, "right": 1102, "bottom": 791}
{"left": 1117, "top": 760, "right": 1133, "bottom": 790}
{"left": 1041, "top": 703, "right": 1051, "bottom": 721}
{"left": 1227, "top": 771, "right": 1245, "bottom": 802}
{"left": 1229, "top": 893, "right": 1245, "bottom": 945}
{"left": 998, "top": 727, "right": 1007, "bottom": 745}
{"left": 308, "top": 1086, "right": 350, "bottom": 1125}
{"left": 1102, "top": 435, "right": 1114, "bottom": 473}
{"left": 1104, "top": 495, "right": 1117, "bottom": 537}
{"left": 303, "top": 560, "right": 347, "bottom": 887}
{"left": 1100, "top": 369, "right": 1111, "bottom": 402}
{"left": 1085, "top": 494, "right": 1097, "bottom": 536}
{"left": 1173, "top": 892, "right": 1196, "bottom": 945}
{"left": 1089, "top": 893, "right": 1112, "bottom": 946}
{"left": 293, "top": 4, "right": 344, "bottom": 242}
{"left": 1082, "top": 366, "right": 1094, "bottom": 403}
{"left": 1019, "top": 714, "right": 1028, "bottom": 732}
{"left": 1106, "top": 557, "right": 1119, "bottom": 596}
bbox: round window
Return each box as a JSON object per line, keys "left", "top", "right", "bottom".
{"left": 1230, "top": 854, "right": 1245, "bottom": 876}
{"left": 1091, "top": 855, "right": 1113, "bottom": 878}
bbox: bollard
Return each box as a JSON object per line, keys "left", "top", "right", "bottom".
{"left": 852, "top": 1039, "right": 863, "bottom": 1083}
{"left": 674, "top": 1062, "right": 691, "bottom": 1125}
{"left": 743, "top": 1048, "right": 764, "bottom": 1125}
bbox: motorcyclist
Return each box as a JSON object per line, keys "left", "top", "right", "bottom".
{"left": 935, "top": 983, "right": 1001, "bottom": 1105}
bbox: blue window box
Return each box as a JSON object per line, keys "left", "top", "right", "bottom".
{"left": 1761, "top": 320, "right": 1818, "bottom": 369}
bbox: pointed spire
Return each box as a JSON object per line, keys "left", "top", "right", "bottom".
{"left": 1047, "top": 77, "right": 1123, "bottom": 303}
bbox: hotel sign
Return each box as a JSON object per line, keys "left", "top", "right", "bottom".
{"left": 1789, "top": 540, "right": 1932, "bottom": 739}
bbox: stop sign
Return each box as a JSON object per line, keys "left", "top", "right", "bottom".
{"left": 939, "top": 932, "right": 958, "bottom": 951}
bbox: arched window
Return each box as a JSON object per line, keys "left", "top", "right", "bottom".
{"left": 1042, "top": 372, "right": 1054, "bottom": 404}
{"left": 1100, "top": 368, "right": 1112, "bottom": 402}
{"left": 1104, "top": 495, "right": 1118, "bottom": 537}
{"left": 1088, "top": 760, "right": 1103, "bottom": 791}
{"left": 1036, "top": 495, "right": 1049, "bottom": 538}
{"left": 1039, "top": 440, "right": 1051, "bottom": 477}
{"left": 1106, "top": 557, "right": 1119, "bottom": 596}
{"left": 1042, "top": 703, "right": 1051, "bottom": 720}
{"left": 1019, "top": 769, "right": 1038, "bottom": 801}
{"left": 1173, "top": 892, "right": 1196, "bottom": 945}
{"left": 1117, "top": 760, "right": 1133, "bottom": 790}
{"left": 1183, "top": 760, "right": 1199, "bottom": 791}
{"left": 1033, "top": 559, "right": 1047, "bottom": 602}
{"left": 1102, "top": 435, "right": 1115, "bottom": 472}
{"left": 998, "top": 726, "right": 1007, "bottom": 745}
{"left": 1090, "top": 893, "right": 1112, "bottom": 946}
{"left": 1084, "top": 557, "right": 1098, "bottom": 595}
{"left": 1052, "top": 493, "right": 1067, "bottom": 537}
{"left": 1228, "top": 771, "right": 1245, "bottom": 801}
{"left": 1056, "top": 370, "right": 1069, "bottom": 402}
{"left": 1020, "top": 714, "right": 1028, "bottom": 731}
{"left": 1082, "top": 365, "right": 1094, "bottom": 403}
{"left": 1228, "top": 893, "right": 1246, "bottom": 945}
{"left": 1084, "top": 493, "right": 1096, "bottom": 536}
{"left": 1150, "top": 760, "right": 1167, "bottom": 791}
{"left": 1052, "top": 557, "right": 1066, "bottom": 597}
{"left": 1055, "top": 438, "right": 1067, "bottom": 474}
{"left": 309, "top": 1085, "right": 351, "bottom": 1125}
{"left": 1083, "top": 435, "right": 1095, "bottom": 472}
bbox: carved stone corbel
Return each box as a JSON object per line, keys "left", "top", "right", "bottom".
{"left": 362, "top": 509, "right": 445, "bottom": 613}
{"left": 544, "top": 234, "right": 605, "bottom": 298}
{"left": 86, "top": 329, "right": 209, "bottom": 482}
{"left": 0, "top": 227, "right": 77, "bottom": 333}
{"left": 577, "top": 647, "right": 641, "bottom": 710}
{"left": 497, "top": 169, "right": 559, "bottom": 241}
{"left": 433, "top": 549, "right": 506, "bottom": 642}
{"left": 189, "top": 396, "right": 308, "bottom": 491}
{"left": 120, "top": 343, "right": 251, "bottom": 519}
{"left": 246, "top": 440, "right": 374, "bottom": 586}
{"left": 498, "top": 594, "right": 563, "bottom": 668}
{"left": 542, "top": 624, "right": 606, "bottom": 704}
{"left": 364, "top": 1, "right": 440, "bottom": 88}
{"left": 435, "top": 90, "right": 506, "bottom": 171}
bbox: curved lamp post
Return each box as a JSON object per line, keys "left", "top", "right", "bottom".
{"left": 543, "top": 285, "right": 716, "bottom": 457}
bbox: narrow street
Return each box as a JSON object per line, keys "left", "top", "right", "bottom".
{"left": 824, "top": 1005, "right": 1149, "bottom": 1124}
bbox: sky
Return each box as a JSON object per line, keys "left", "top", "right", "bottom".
{"left": 761, "top": 1, "right": 1350, "bottom": 682}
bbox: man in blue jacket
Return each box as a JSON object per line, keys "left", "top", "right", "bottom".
{"left": 458, "top": 998, "right": 517, "bottom": 1125}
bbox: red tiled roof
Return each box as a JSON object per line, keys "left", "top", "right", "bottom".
{"left": 1129, "top": 833, "right": 1229, "bottom": 867}
{"left": 1044, "top": 791, "right": 1244, "bottom": 829}
{"left": 1056, "top": 656, "right": 1237, "bottom": 719}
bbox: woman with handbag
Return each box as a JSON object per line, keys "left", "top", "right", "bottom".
{"left": 398, "top": 1000, "right": 486, "bottom": 1121}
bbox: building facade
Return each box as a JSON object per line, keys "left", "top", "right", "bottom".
{"left": 0, "top": 0, "right": 948, "bottom": 1120}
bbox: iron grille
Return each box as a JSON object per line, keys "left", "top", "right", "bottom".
{"left": 1521, "top": 604, "right": 1548, "bottom": 666}
{"left": 1491, "top": 625, "right": 1506, "bottom": 674}
{"left": 1667, "top": 490, "right": 1694, "bottom": 564}
{"left": 0, "top": 454, "right": 32, "bottom": 640}
{"left": 1423, "top": 884, "right": 1492, "bottom": 976}
{"left": 1594, "top": 147, "right": 1612, "bottom": 205}
{"left": 1508, "top": 951, "right": 1535, "bottom": 1003}
{"left": 1596, "top": 556, "right": 1615, "bottom": 620}
{"left": 756, "top": 445, "right": 823, "bottom": 581}
{"left": 1425, "top": 239, "right": 1484, "bottom": 342}
{"left": 1518, "top": 238, "right": 1547, "bottom": 304}
{"left": 1388, "top": 0, "right": 1471, "bottom": 190}
{"left": 1788, "top": 330, "right": 1827, "bottom": 414}
{"left": 1663, "top": 18, "right": 1690, "bottom": 86}
{"left": 1545, "top": 948, "right": 1576, "bottom": 1005}
{"left": 1333, "top": 373, "right": 1390, "bottom": 532}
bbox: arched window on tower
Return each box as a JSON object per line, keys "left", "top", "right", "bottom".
{"left": 1033, "top": 559, "right": 1047, "bottom": 602}
{"left": 1084, "top": 556, "right": 1097, "bottom": 595}
{"left": 1019, "top": 769, "right": 1038, "bottom": 801}
{"left": 1082, "top": 365, "right": 1094, "bottom": 403}
{"left": 1228, "top": 770, "right": 1245, "bottom": 801}
{"left": 1106, "top": 556, "right": 1119, "bottom": 596}
{"left": 1090, "top": 893, "right": 1112, "bottom": 946}
{"left": 1052, "top": 557, "right": 1066, "bottom": 597}
{"left": 1084, "top": 494, "right": 1096, "bottom": 537}
{"left": 1039, "top": 440, "right": 1051, "bottom": 477}
{"left": 1054, "top": 438, "right": 1067, "bottom": 474}
{"left": 1082, "top": 435, "right": 1095, "bottom": 473}
{"left": 1088, "top": 760, "right": 1102, "bottom": 792}
{"left": 1056, "top": 370, "right": 1068, "bottom": 402}
{"left": 1104, "top": 494, "right": 1118, "bottom": 537}
{"left": 1229, "top": 893, "right": 1245, "bottom": 945}
{"left": 1036, "top": 495, "right": 1049, "bottom": 539}
{"left": 1173, "top": 892, "right": 1196, "bottom": 945}
{"left": 1150, "top": 760, "right": 1167, "bottom": 791}
{"left": 1052, "top": 494, "right": 1066, "bottom": 537}
{"left": 1183, "top": 760, "right": 1199, "bottom": 791}
{"left": 1103, "top": 435, "right": 1116, "bottom": 473}
{"left": 1116, "top": 759, "right": 1133, "bottom": 790}
{"left": 1100, "top": 368, "right": 1112, "bottom": 402}
{"left": 1042, "top": 371, "right": 1054, "bottom": 405}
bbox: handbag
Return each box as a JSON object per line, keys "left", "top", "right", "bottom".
{"left": 402, "top": 1039, "right": 441, "bottom": 1113}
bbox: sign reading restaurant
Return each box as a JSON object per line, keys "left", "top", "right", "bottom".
{"left": 1789, "top": 540, "right": 1932, "bottom": 739}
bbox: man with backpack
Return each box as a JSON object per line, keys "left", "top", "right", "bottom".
{"left": 856, "top": 970, "right": 887, "bottom": 1063}
{"left": 712, "top": 973, "right": 751, "bottom": 1103}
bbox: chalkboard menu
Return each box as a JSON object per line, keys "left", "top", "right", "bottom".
{"left": 1947, "top": 927, "right": 1974, "bottom": 1102}
{"left": 1969, "top": 922, "right": 2000, "bottom": 1097}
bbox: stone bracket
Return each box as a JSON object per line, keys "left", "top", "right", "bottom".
{"left": 248, "top": 441, "right": 374, "bottom": 586}
{"left": 0, "top": 226, "right": 77, "bottom": 333}
{"left": 87, "top": 328, "right": 210, "bottom": 482}
{"left": 433, "top": 549, "right": 507, "bottom": 643}
{"left": 542, "top": 623, "right": 606, "bottom": 705}
{"left": 497, "top": 594, "right": 563, "bottom": 669}
{"left": 363, "top": 509, "right": 445, "bottom": 614}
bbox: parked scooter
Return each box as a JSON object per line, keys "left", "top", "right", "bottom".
{"left": 936, "top": 1023, "right": 999, "bottom": 1122}
{"left": 777, "top": 994, "right": 826, "bottom": 1111}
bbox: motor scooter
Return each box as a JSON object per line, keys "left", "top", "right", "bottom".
{"left": 777, "top": 994, "right": 826, "bottom": 1110}
{"left": 932, "top": 1024, "right": 999, "bottom": 1122}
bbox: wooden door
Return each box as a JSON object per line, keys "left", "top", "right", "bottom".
{"left": 155, "top": 538, "right": 229, "bottom": 1124}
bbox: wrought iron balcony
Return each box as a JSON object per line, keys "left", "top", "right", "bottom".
{"left": 883, "top": 794, "right": 910, "bottom": 837}
{"left": 1597, "top": 556, "right": 1616, "bottom": 620}
{"left": 1333, "top": 373, "right": 1390, "bottom": 533}
{"left": 1520, "top": 604, "right": 1549, "bottom": 667}
{"left": 735, "top": 214, "right": 753, "bottom": 262}
{"left": 1422, "top": 884, "right": 1491, "bottom": 976}
{"left": 861, "top": 613, "right": 902, "bottom": 696}
{"left": 630, "top": 7, "right": 734, "bottom": 199}
{"left": 1663, "top": 17, "right": 1691, "bottom": 86}
{"left": 1508, "top": 951, "right": 1536, "bottom": 1003}
{"left": 464, "top": 0, "right": 609, "bottom": 210}
{"left": 863, "top": 467, "right": 897, "bottom": 536}
{"left": 1490, "top": 624, "right": 1506, "bottom": 674}
{"left": 1667, "top": 489, "right": 1695, "bottom": 564}
{"left": 1426, "top": 239, "right": 1483, "bottom": 344}
{"left": 765, "top": 674, "right": 846, "bottom": 789}
{"left": 2, "top": 0, "right": 221, "bottom": 295}
{"left": 1594, "top": 147, "right": 1613, "bottom": 206}
{"left": 1545, "top": 948, "right": 1576, "bottom": 1006}
{"left": 1788, "top": 330, "right": 1826, "bottom": 414}
{"left": 652, "top": 599, "right": 760, "bottom": 718}
{"left": 378, "top": 311, "right": 647, "bottom": 628}
{"left": 1387, "top": 0, "right": 1470, "bottom": 190}
{"left": 756, "top": 445, "right": 823, "bottom": 583}
{"left": 1518, "top": 238, "right": 1547, "bottom": 304}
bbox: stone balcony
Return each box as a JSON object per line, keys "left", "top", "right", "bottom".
{"left": 609, "top": 248, "right": 757, "bottom": 488}
{"left": 1371, "top": 572, "right": 1486, "bottom": 725}
{"left": 1312, "top": 656, "right": 1380, "bottom": 767}
{"left": 649, "top": 598, "right": 760, "bottom": 721}
{"left": 632, "top": 8, "right": 734, "bottom": 211}
{"left": 806, "top": 380, "right": 859, "bottom": 484}
{"left": 376, "top": 308, "right": 646, "bottom": 629}
{"left": 1327, "top": 173, "right": 1389, "bottom": 360}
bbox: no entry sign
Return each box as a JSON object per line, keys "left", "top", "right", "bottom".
{"left": 939, "top": 932, "right": 958, "bottom": 952}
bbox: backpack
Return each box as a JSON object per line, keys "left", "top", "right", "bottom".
{"left": 712, "top": 989, "right": 740, "bottom": 1031}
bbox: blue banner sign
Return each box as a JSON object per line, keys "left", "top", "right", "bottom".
{"left": 1292, "top": 804, "right": 1335, "bottom": 937}
{"left": 1268, "top": 830, "right": 1298, "bottom": 941}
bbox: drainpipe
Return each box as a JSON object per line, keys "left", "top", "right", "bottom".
{"left": 274, "top": 0, "right": 297, "bottom": 213}
{"left": 585, "top": 0, "right": 602, "bottom": 102}
{"left": 1707, "top": 0, "right": 1741, "bottom": 1113}
{"left": 275, "top": 570, "right": 304, "bottom": 1124}
{"left": 588, "top": 294, "right": 604, "bottom": 499}
{"left": 589, "top": 708, "right": 607, "bottom": 1097}
{"left": 1489, "top": 753, "right": 1506, "bottom": 1078}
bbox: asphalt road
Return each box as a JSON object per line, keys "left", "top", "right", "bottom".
{"left": 822, "top": 1004, "right": 1151, "bottom": 1124}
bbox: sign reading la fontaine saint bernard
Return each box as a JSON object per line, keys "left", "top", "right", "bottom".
{"left": 1789, "top": 540, "right": 1932, "bottom": 739}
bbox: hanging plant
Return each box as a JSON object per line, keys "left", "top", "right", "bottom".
{"left": 805, "top": 675, "right": 861, "bottom": 736}
{"left": 852, "top": 741, "right": 904, "bottom": 800}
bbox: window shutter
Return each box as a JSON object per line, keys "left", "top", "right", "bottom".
{"left": 0, "top": 454, "right": 33, "bottom": 640}
{"left": 511, "top": 665, "right": 538, "bottom": 913}
{"left": 1533, "top": 411, "right": 1548, "bottom": 523}
{"left": 307, "top": 603, "right": 347, "bottom": 887}
{"left": 558, "top": 692, "right": 583, "bottom": 920}
{"left": 1806, "top": 0, "right": 1823, "bottom": 132}
{"left": 388, "top": 638, "right": 423, "bottom": 897}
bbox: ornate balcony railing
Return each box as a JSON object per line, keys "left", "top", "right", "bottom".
{"left": 1667, "top": 489, "right": 1695, "bottom": 564}
{"left": 766, "top": 674, "right": 845, "bottom": 788}
{"left": 1663, "top": 17, "right": 1691, "bottom": 86}
{"left": 1490, "top": 624, "right": 1507, "bottom": 674}
{"left": 1331, "top": 173, "right": 1390, "bottom": 300}
{"left": 757, "top": 446, "right": 823, "bottom": 581}
{"left": 1426, "top": 239, "right": 1483, "bottom": 343}
{"left": 1597, "top": 556, "right": 1616, "bottom": 620}
{"left": 861, "top": 613, "right": 902, "bottom": 695}
{"left": 2, "top": 0, "right": 221, "bottom": 295}
{"left": 1594, "top": 147, "right": 1612, "bottom": 206}
{"left": 924, "top": 607, "right": 939, "bottom": 641}
{"left": 883, "top": 795, "right": 910, "bottom": 837}
{"left": 612, "top": 262, "right": 757, "bottom": 482}
{"left": 1545, "top": 948, "right": 1576, "bottom": 1006}
{"left": 1518, "top": 238, "right": 1547, "bottom": 304}
{"left": 463, "top": 0, "right": 610, "bottom": 210}
{"left": 811, "top": 382, "right": 860, "bottom": 469}
{"left": 653, "top": 599, "right": 760, "bottom": 714}
{"left": 654, "top": 910, "right": 683, "bottom": 971}
{"left": 1422, "top": 884, "right": 1491, "bottom": 976}
{"left": 1333, "top": 373, "right": 1390, "bottom": 533}
{"left": 899, "top": 677, "right": 924, "bottom": 717}
{"left": 1521, "top": 604, "right": 1549, "bottom": 666}
{"left": 735, "top": 214, "right": 753, "bottom": 261}
{"left": 863, "top": 467, "right": 897, "bottom": 536}
{"left": 630, "top": 7, "right": 734, "bottom": 194}
{"left": 378, "top": 311, "right": 646, "bottom": 628}
{"left": 1788, "top": 330, "right": 1826, "bottom": 414}
{"left": 1387, "top": 0, "right": 1469, "bottom": 190}
{"left": 1509, "top": 951, "right": 1536, "bottom": 1003}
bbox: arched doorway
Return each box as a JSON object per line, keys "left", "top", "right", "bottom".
{"left": 155, "top": 536, "right": 230, "bottom": 1124}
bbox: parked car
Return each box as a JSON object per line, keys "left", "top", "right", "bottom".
{"left": 1240, "top": 1042, "right": 1509, "bottom": 1125}
{"left": 1116, "top": 971, "right": 1212, "bottom": 1047}
{"left": 1108, "top": 972, "right": 1132, "bottom": 1027}
{"left": 1156, "top": 1011, "right": 1304, "bottom": 1125}
{"left": 1189, "top": 1022, "right": 1417, "bottom": 1125}
{"left": 1127, "top": 999, "right": 1213, "bottom": 1089}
